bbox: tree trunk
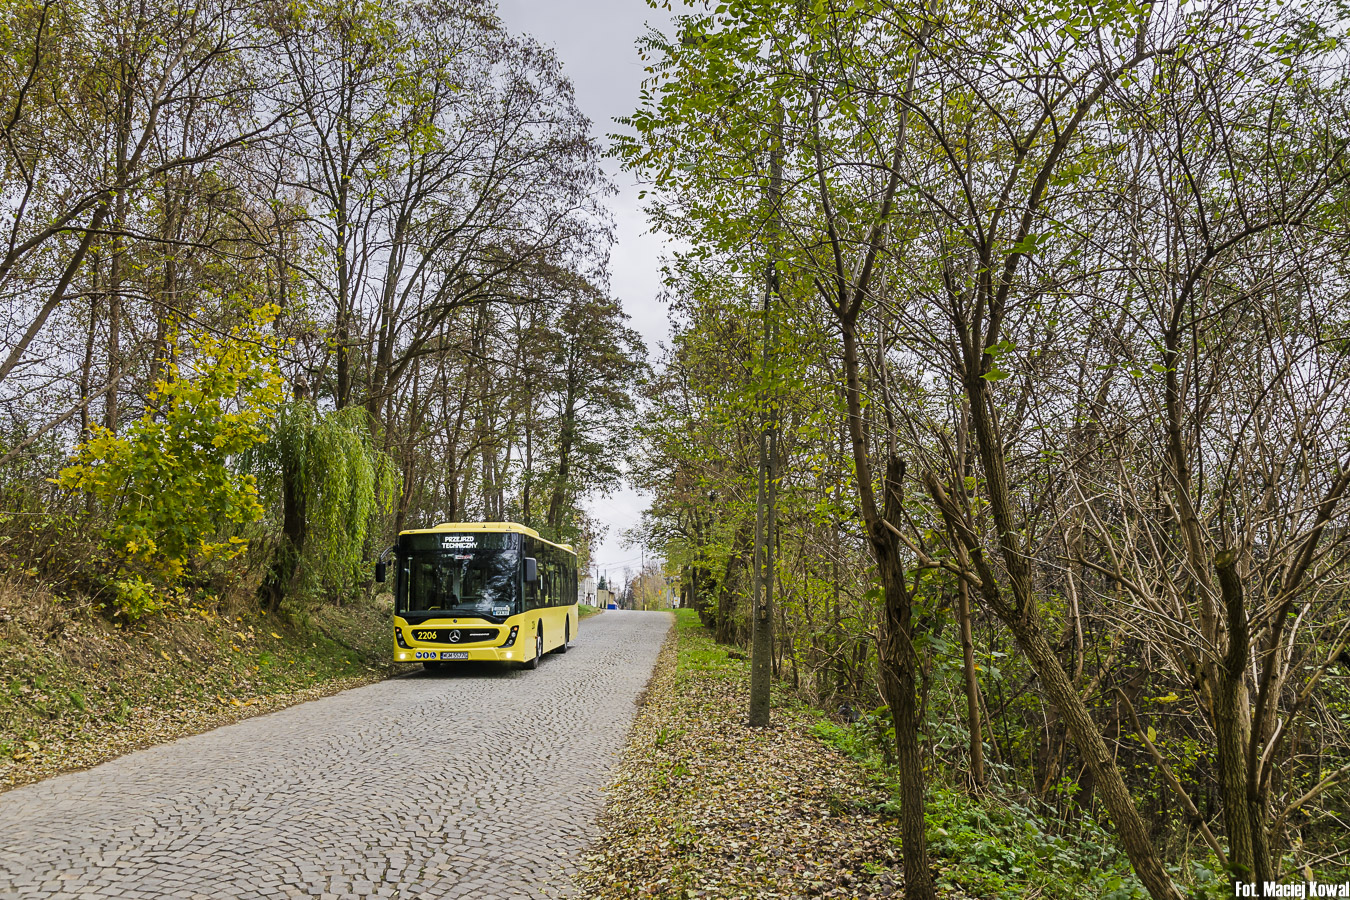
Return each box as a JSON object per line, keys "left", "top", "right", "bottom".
{"left": 104, "top": 237, "right": 122, "bottom": 432}
{"left": 152, "top": 189, "right": 182, "bottom": 386}
{"left": 748, "top": 405, "right": 776, "bottom": 726}
{"left": 749, "top": 104, "right": 783, "bottom": 728}
{"left": 957, "top": 579, "right": 986, "bottom": 787}
{"left": 0, "top": 207, "right": 106, "bottom": 391}
{"left": 873, "top": 457, "right": 932, "bottom": 900}
{"left": 333, "top": 192, "right": 353, "bottom": 409}
{"left": 1013, "top": 616, "right": 1181, "bottom": 900}
{"left": 260, "top": 391, "right": 312, "bottom": 612}
{"left": 546, "top": 392, "right": 576, "bottom": 530}
{"left": 79, "top": 252, "right": 100, "bottom": 441}
{"left": 836, "top": 305, "right": 934, "bottom": 900}
{"left": 1214, "top": 551, "right": 1262, "bottom": 887}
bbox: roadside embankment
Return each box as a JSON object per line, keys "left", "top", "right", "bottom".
{"left": 0, "top": 578, "right": 391, "bottom": 792}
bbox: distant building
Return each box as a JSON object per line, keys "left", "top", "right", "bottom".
{"left": 595, "top": 574, "right": 617, "bottom": 609}
{"left": 579, "top": 574, "right": 596, "bottom": 606}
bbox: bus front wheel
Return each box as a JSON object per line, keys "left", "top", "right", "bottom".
{"left": 524, "top": 630, "right": 542, "bottom": 670}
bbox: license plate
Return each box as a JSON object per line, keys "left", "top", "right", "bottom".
{"left": 440, "top": 651, "right": 468, "bottom": 660}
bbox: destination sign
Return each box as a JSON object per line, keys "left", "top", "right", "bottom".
{"left": 440, "top": 535, "right": 477, "bottom": 548}
{"left": 400, "top": 531, "right": 517, "bottom": 552}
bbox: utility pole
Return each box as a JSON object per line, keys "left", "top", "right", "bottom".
{"left": 748, "top": 103, "right": 783, "bottom": 728}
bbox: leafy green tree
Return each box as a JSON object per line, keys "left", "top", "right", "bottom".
{"left": 620, "top": 4, "right": 942, "bottom": 895}
{"left": 534, "top": 275, "right": 646, "bottom": 540}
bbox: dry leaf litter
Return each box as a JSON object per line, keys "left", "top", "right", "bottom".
{"left": 579, "top": 616, "right": 958, "bottom": 900}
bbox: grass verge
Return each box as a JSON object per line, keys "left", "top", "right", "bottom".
{"left": 0, "top": 577, "right": 392, "bottom": 792}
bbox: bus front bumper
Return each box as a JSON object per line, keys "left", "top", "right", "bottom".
{"left": 395, "top": 647, "right": 521, "bottom": 663}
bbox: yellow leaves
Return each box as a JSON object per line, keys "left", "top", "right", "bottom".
{"left": 1146, "top": 725, "right": 1157, "bottom": 744}
{"left": 270, "top": 632, "right": 282, "bottom": 639}
{"left": 52, "top": 304, "right": 284, "bottom": 604}
{"left": 1155, "top": 692, "right": 1180, "bottom": 703}
{"left": 11, "top": 740, "right": 41, "bottom": 762}
{"left": 160, "top": 651, "right": 171, "bottom": 662}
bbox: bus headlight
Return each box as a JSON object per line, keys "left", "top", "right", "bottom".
{"left": 395, "top": 629, "right": 410, "bottom": 648}
{"left": 501, "top": 625, "right": 519, "bottom": 648}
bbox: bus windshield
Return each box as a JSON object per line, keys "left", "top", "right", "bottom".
{"left": 399, "top": 546, "right": 519, "bottom": 620}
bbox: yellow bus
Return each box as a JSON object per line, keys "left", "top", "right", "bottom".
{"left": 376, "top": 522, "right": 578, "bottom": 671}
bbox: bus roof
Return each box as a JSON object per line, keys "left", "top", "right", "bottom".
{"left": 398, "top": 521, "right": 574, "bottom": 554}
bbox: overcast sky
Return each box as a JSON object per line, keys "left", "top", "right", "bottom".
{"left": 493, "top": 0, "right": 679, "bottom": 581}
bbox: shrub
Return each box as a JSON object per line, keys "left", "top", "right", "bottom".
{"left": 56, "top": 303, "right": 285, "bottom": 610}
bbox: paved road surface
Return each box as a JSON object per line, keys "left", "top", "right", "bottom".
{"left": 0, "top": 610, "right": 671, "bottom": 899}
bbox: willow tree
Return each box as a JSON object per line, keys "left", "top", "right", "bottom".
{"left": 255, "top": 399, "right": 398, "bottom": 609}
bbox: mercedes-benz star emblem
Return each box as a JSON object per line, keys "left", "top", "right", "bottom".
{"left": 450, "top": 630, "right": 461, "bottom": 643}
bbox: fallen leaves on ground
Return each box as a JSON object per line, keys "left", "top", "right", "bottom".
{"left": 579, "top": 621, "right": 953, "bottom": 900}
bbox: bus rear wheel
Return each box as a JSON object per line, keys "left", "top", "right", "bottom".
{"left": 556, "top": 620, "right": 570, "bottom": 654}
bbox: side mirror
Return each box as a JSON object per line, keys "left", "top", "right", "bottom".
{"left": 374, "top": 544, "right": 396, "bottom": 584}
{"left": 524, "top": 557, "right": 538, "bottom": 583}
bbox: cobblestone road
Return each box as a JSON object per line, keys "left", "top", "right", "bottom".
{"left": 0, "top": 610, "right": 671, "bottom": 899}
